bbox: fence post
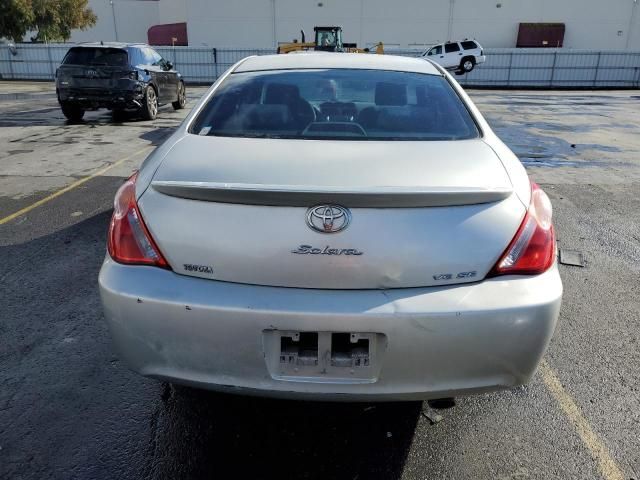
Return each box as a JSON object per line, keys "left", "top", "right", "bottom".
{"left": 46, "top": 43, "right": 55, "bottom": 80}
{"left": 212, "top": 47, "right": 218, "bottom": 81}
{"left": 507, "top": 51, "right": 513, "bottom": 87}
{"left": 549, "top": 51, "right": 558, "bottom": 87}
{"left": 593, "top": 52, "right": 601, "bottom": 88}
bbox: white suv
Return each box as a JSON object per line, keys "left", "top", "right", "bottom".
{"left": 421, "top": 40, "right": 486, "bottom": 74}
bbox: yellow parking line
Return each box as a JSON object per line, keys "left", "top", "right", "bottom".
{"left": 540, "top": 360, "right": 625, "bottom": 480}
{"left": 0, "top": 146, "right": 152, "bottom": 226}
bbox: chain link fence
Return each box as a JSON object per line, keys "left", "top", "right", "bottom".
{"left": 1, "top": 43, "right": 639, "bottom": 88}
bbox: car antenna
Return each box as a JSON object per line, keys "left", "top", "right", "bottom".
{"left": 101, "top": 40, "right": 104, "bottom": 45}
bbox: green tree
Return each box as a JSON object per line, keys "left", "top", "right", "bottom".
{"left": 0, "top": 0, "right": 34, "bottom": 42}
{"left": 32, "top": 0, "right": 97, "bottom": 42}
{"left": 0, "top": 0, "right": 96, "bottom": 42}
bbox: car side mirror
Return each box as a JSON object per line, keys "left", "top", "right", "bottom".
{"left": 165, "top": 61, "right": 173, "bottom": 70}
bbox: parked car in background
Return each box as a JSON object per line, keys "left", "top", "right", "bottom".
{"left": 55, "top": 42, "right": 186, "bottom": 122}
{"left": 422, "top": 39, "right": 485, "bottom": 74}
{"left": 99, "top": 53, "right": 562, "bottom": 401}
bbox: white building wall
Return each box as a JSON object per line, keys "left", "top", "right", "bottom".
{"left": 187, "top": 0, "right": 640, "bottom": 49}
{"left": 186, "top": 0, "right": 275, "bottom": 47}
{"left": 159, "top": 0, "right": 188, "bottom": 25}
{"left": 69, "top": 0, "right": 186, "bottom": 44}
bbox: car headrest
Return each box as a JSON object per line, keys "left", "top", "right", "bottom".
{"left": 265, "top": 83, "right": 301, "bottom": 104}
{"left": 375, "top": 82, "right": 407, "bottom": 106}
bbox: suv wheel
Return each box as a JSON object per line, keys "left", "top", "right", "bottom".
{"left": 172, "top": 82, "right": 186, "bottom": 110}
{"left": 141, "top": 85, "right": 158, "bottom": 120}
{"left": 61, "top": 103, "right": 85, "bottom": 122}
{"left": 460, "top": 57, "right": 476, "bottom": 73}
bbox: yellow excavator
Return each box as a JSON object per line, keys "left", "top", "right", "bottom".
{"left": 277, "top": 26, "right": 383, "bottom": 54}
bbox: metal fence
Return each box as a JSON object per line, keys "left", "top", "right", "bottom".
{"left": 453, "top": 49, "right": 640, "bottom": 88}
{"left": 1, "top": 43, "right": 639, "bottom": 88}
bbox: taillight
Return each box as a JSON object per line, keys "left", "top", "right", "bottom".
{"left": 118, "top": 70, "right": 138, "bottom": 80}
{"left": 107, "top": 173, "right": 168, "bottom": 268}
{"left": 489, "top": 182, "right": 555, "bottom": 276}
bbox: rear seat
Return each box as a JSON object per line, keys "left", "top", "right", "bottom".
{"left": 221, "top": 83, "right": 315, "bottom": 132}
{"left": 358, "top": 82, "right": 436, "bottom": 133}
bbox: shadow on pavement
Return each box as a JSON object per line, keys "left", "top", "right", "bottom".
{"left": 151, "top": 385, "right": 421, "bottom": 480}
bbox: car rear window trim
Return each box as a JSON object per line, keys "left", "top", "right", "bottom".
{"left": 443, "top": 75, "right": 484, "bottom": 138}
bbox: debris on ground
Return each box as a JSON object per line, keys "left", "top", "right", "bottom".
{"left": 421, "top": 407, "right": 444, "bottom": 425}
{"left": 559, "top": 249, "right": 585, "bottom": 267}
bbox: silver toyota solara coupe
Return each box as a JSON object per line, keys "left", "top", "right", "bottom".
{"left": 99, "top": 53, "right": 562, "bottom": 401}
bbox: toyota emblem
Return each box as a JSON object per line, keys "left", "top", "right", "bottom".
{"left": 306, "top": 205, "right": 351, "bottom": 233}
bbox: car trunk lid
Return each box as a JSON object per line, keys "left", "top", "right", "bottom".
{"left": 138, "top": 136, "right": 525, "bottom": 289}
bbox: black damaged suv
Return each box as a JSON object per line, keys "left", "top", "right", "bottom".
{"left": 55, "top": 42, "right": 186, "bottom": 122}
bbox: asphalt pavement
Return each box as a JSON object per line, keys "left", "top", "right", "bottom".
{"left": 0, "top": 81, "right": 638, "bottom": 480}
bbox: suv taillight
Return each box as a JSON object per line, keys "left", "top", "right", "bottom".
{"left": 107, "top": 173, "right": 168, "bottom": 268}
{"left": 117, "top": 70, "right": 138, "bottom": 80}
{"left": 489, "top": 182, "right": 555, "bottom": 276}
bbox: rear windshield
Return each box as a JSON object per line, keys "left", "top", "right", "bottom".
{"left": 62, "top": 47, "right": 128, "bottom": 67}
{"left": 191, "top": 69, "right": 479, "bottom": 141}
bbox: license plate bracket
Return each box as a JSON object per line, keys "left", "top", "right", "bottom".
{"left": 263, "top": 330, "right": 386, "bottom": 383}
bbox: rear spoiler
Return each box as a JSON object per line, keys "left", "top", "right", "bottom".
{"left": 151, "top": 181, "right": 512, "bottom": 207}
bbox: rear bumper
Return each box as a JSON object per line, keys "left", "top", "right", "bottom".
{"left": 476, "top": 55, "right": 487, "bottom": 65}
{"left": 98, "top": 257, "right": 562, "bottom": 401}
{"left": 57, "top": 84, "right": 144, "bottom": 109}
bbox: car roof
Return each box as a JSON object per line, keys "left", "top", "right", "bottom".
{"left": 234, "top": 53, "right": 442, "bottom": 76}
{"left": 432, "top": 39, "right": 481, "bottom": 45}
{"left": 73, "top": 42, "right": 148, "bottom": 49}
